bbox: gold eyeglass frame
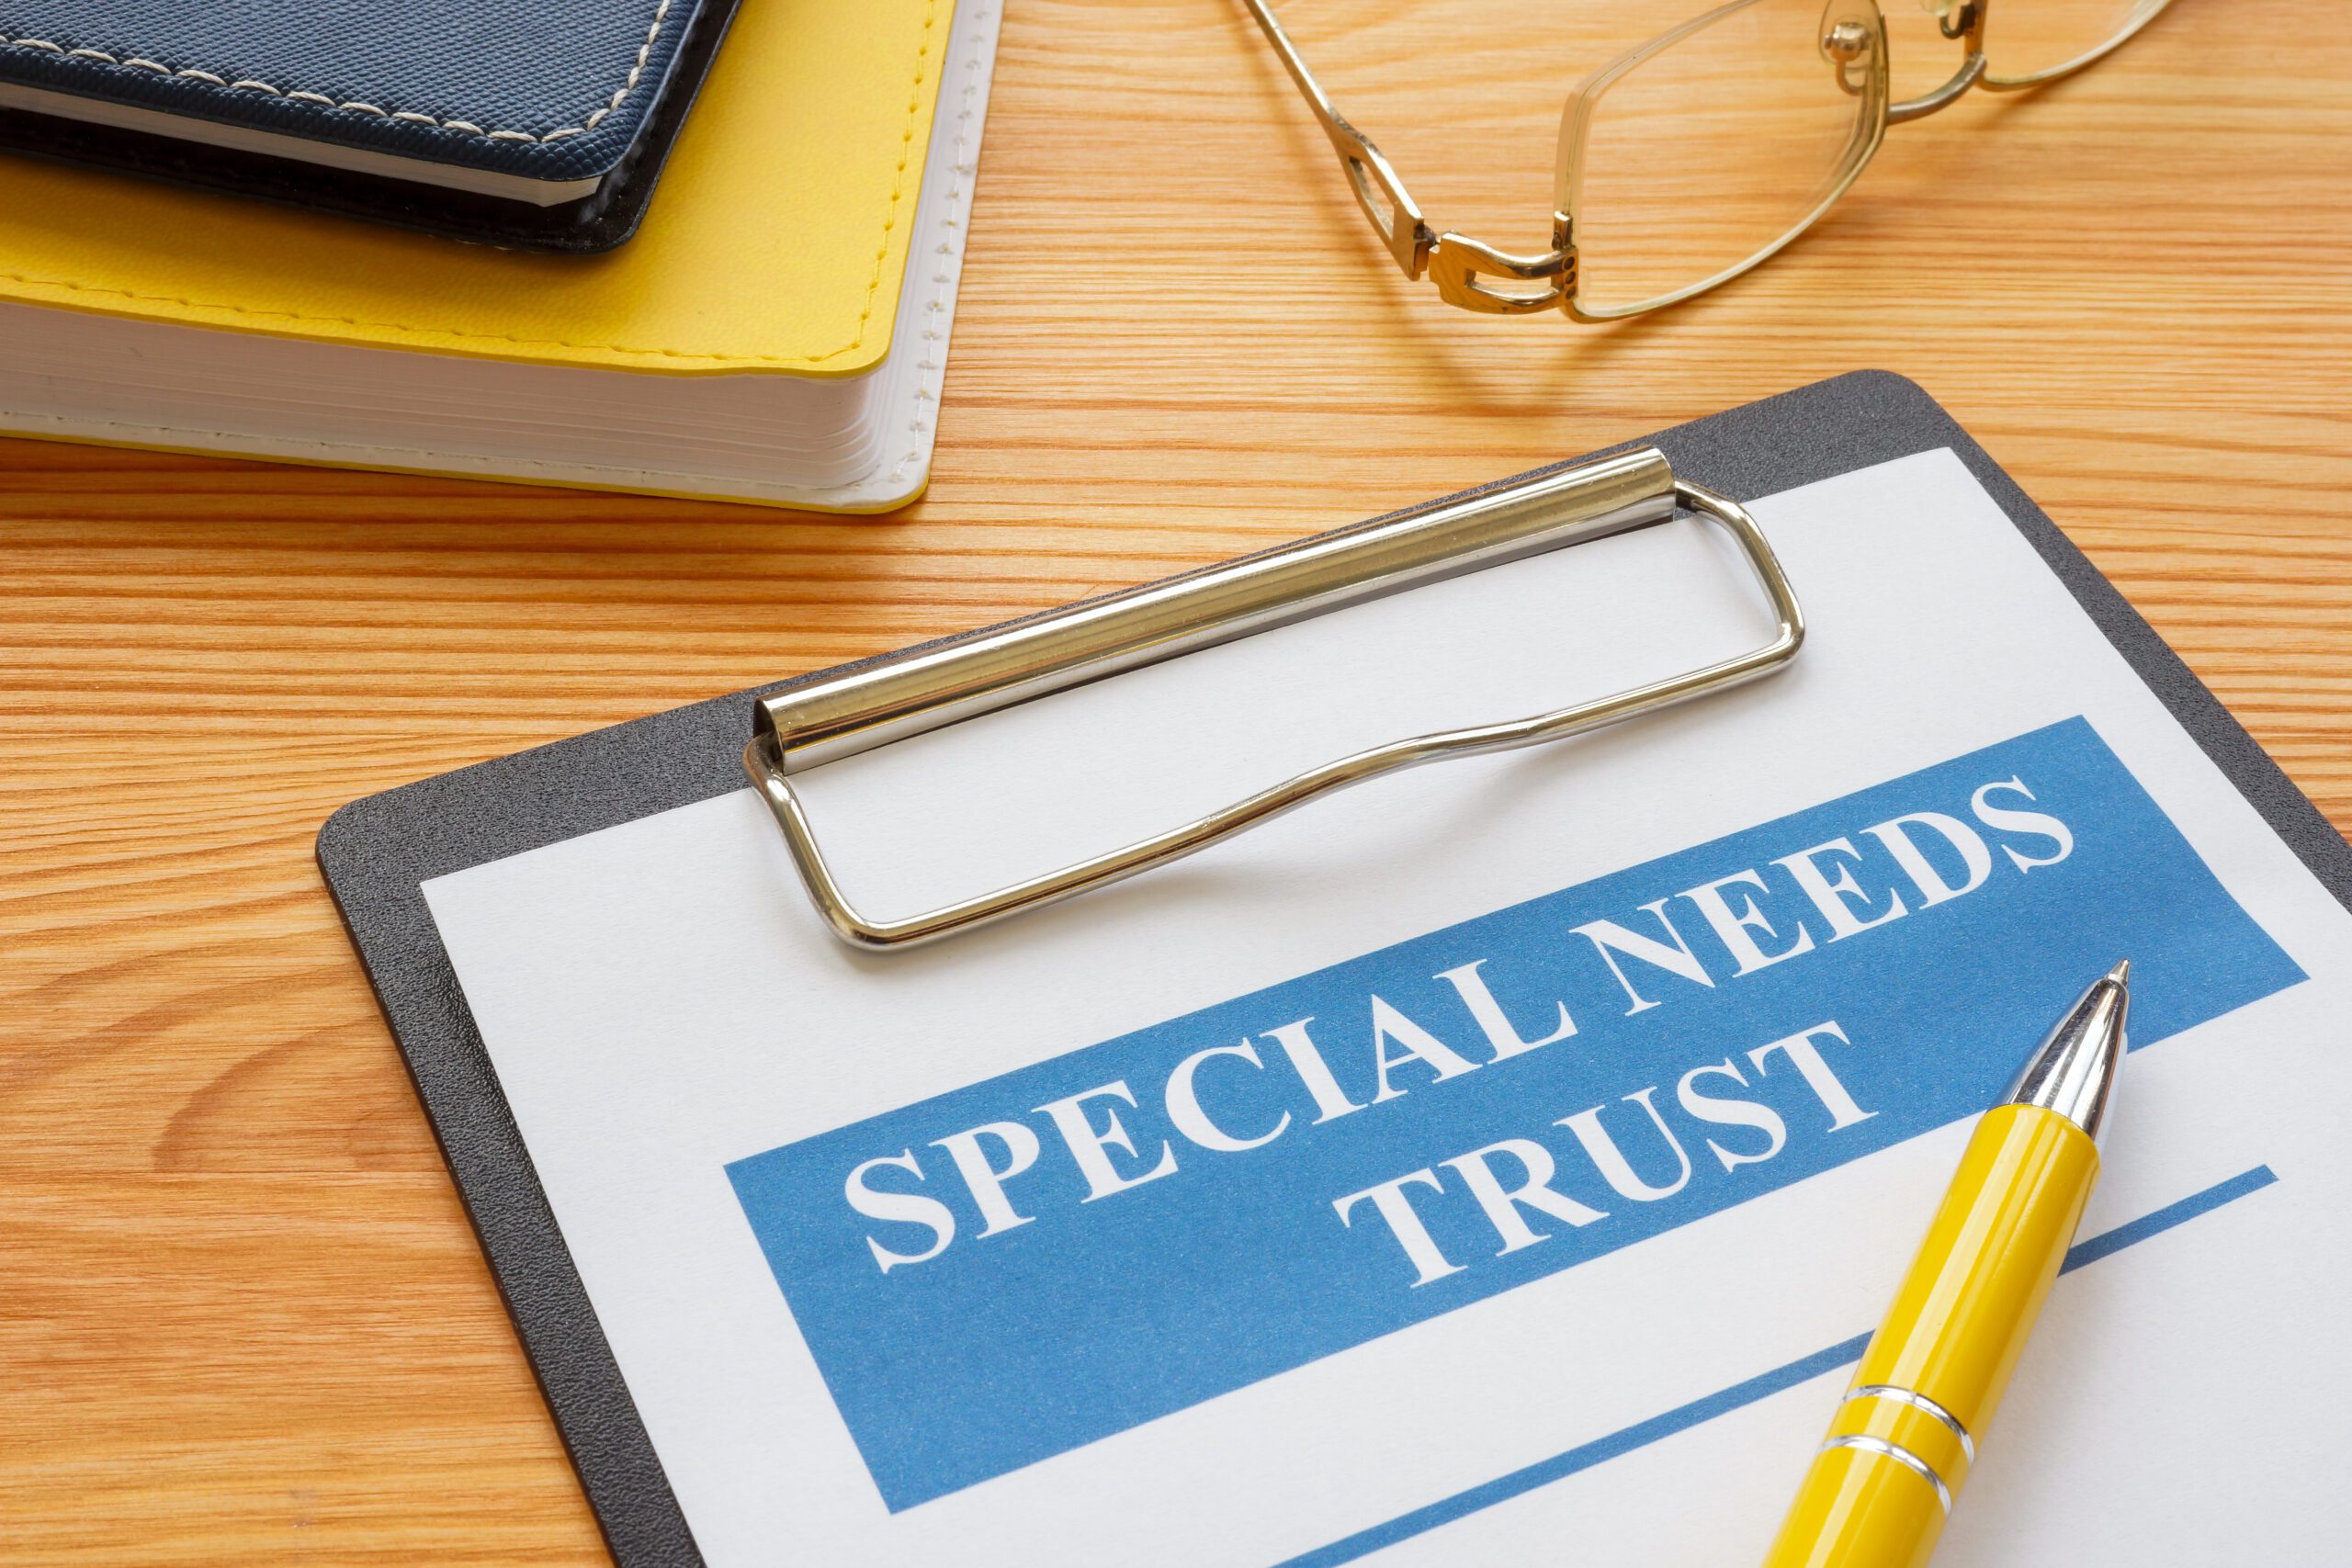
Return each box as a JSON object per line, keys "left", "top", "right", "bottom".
{"left": 1240, "top": 0, "right": 2175, "bottom": 318}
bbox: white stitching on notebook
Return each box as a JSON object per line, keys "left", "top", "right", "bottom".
{"left": 0, "top": 0, "right": 672, "bottom": 144}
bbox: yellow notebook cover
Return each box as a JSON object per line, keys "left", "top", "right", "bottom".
{"left": 0, "top": 0, "right": 949, "bottom": 378}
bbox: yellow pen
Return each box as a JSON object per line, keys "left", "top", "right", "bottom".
{"left": 1760, "top": 960, "right": 2131, "bottom": 1568}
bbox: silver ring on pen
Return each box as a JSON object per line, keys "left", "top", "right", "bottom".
{"left": 1818, "top": 1434, "right": 1953, "bottom": 1514}
{"left": 1842, "top": 1384, "right": 1976, "bottom": 1464}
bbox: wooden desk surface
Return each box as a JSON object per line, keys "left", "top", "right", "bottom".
{"left": 4, "top": 1, "right": 2346, "bottom": 1561}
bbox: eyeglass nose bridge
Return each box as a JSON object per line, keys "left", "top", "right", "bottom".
{"left": 1884, "top": 0, "right": 1995, "bottom": 123}
{"left": 1428, "top": 220, "right": 1577, "bottom": 316}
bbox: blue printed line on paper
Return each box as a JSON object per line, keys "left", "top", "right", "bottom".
{"left": 1277, "top": 1164, "right": 2280, "bottom": 1568}
{"left": 2059, "top": 1163, "right": 2278, "bottom": 1274}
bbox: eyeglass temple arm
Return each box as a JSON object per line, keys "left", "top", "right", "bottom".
{"left": 1238, "top": 0, "right": 1434, "bottom": 279}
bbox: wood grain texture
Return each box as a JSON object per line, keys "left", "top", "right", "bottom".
{"left": 1, "top": 1, "right": 2346, "bottom": 1561}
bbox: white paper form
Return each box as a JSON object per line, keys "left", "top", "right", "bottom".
{"left": 424, "top": 451, "right": 2352, "bottom": 1567}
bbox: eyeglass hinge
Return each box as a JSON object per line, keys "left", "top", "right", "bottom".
{"left": 1427, "top": 213, "right": 1576, "bottom": 316}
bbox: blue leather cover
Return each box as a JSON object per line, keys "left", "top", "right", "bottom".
{"left": 0, "top": 0, "right": 707, "bottom": 181}
{"left": 0, "top": 0, "right": 736, "bottom": 251}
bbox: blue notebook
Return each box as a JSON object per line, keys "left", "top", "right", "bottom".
{"left": 0, "top": 0, "right": 737, "bottom": 249}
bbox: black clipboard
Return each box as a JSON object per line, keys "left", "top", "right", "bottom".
{"left": 317, "top": 370, "right": 2352, "bottom": 1565}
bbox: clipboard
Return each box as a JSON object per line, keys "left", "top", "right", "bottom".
{"left": 317, "top": 371, "right": 2352, "bottom": 1566}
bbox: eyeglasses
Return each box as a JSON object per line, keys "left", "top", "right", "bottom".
{"left": 1242, "top": 0, "right": 2173, "bottom": 318}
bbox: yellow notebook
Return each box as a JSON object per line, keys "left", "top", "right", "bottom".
{"left": 0, "top": 0, "right": 1001, "bottom": 511}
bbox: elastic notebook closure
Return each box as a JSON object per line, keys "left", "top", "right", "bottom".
{"left": 744, "top": 448, "right": 1805, "bottom": 949}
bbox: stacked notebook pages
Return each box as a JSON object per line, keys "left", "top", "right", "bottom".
{"left": 0, "top": 0, "right": 1001, "bottom": 511}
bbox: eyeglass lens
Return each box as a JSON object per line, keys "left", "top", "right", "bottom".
{"left": 1557, "top": 0, "right": 1885, "bottom": 318}
{"left": 1556, "top": 0, "right": 2173, "bottom": 317}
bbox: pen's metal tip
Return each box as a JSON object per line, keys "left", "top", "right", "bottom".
{"left": 2006, "top": 963, "right": 2131, "bottom": 1145}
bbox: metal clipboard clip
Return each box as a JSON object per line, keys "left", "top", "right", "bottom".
{"left": 745, "top": 448, "right": 1804, "bottom": 951}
